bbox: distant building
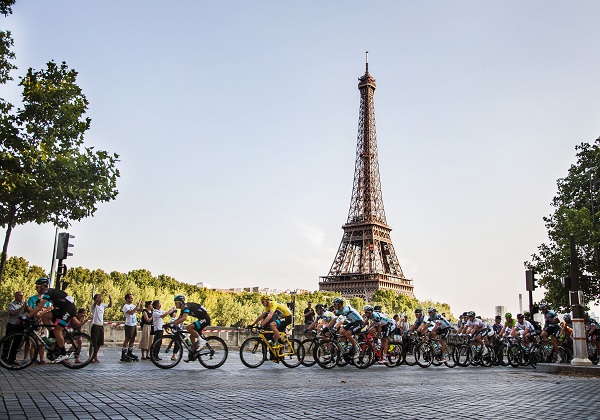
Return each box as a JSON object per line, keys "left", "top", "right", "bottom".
{"left": 196, "top": 282, "right": 212, "bottom": 289}
{"left": 495, "top": 306, "right": 507, "bottom": 317}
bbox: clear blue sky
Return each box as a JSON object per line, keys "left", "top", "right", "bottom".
{"left": 3, "top": 1, "right": 600, "bottom": 318}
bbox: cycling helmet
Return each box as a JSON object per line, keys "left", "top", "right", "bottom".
{"left": 414, "top": 308, "right": 423, "bottom": 314}
{"left": 260, "top": 295, "right": 270, "bottom": 302}
{"left": 174, "top": 294, "right": 185, "bottom": 302}
{"left": 539, "top": 302, "right": 548, "bottom": 309}
{"left": 516, "top": 313, "right": 524, "bottom": 318}
{"left": 35, "top": 278, "right": 49, "bottom": 286}
{"left": 332, "top": 297, "right": 344, "bottom": 305}
{"left": 427, "top": 306, "right": 436, "bottom": 313}
{"left": 495, "top": 315, "right": 502, "bottom": 320}
{"left": 563, "top": 314, "right": 571, "bottom": 321}
{"left": 523, "top": 311, "right": 531, "bottom": 317}
{"left": 373, "top": 305, "right": 382, "bottom": 312}
{"left": 363, "top": 305, "right": 374, "bottom": 312}
{"left": 467, "top": 311, "right": 475, "bottom": 317}
{"left": 315, "top": 304, "right": 325, "bottom": 310}
{"left": 505, "top": 312, "right": 512, "bottom": 318}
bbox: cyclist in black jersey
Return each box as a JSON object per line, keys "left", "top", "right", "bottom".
{"left": 27, "top": 278, "right": 77, "bottom": 363}
{"left": 172, "top": 295, "right": 211, "bottom": 361}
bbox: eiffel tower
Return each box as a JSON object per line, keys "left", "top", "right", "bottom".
{"left": 319, "top": 53, "right": 414, "bottom": 301}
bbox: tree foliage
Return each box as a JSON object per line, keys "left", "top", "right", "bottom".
{"left": 0, "top": 256, "right": 455, "bottom": 326}
{"left": 0, "top": 2, "right": 120, "bottom": 282}
{"left": 527, "top": 139, "right": 600, "bottom": 311}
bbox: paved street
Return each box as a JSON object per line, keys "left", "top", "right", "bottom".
{"left": 0, "top": 348, "right": 597, "bottom": 419}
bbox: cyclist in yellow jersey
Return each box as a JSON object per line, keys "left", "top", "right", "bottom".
{"left": 253, "top": 296, "right": 292, "bottom": 344}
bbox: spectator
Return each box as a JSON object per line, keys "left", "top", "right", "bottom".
{"left": 304, "top": 301, "right": 315, "bottom": 326}
{"left": 151, "top": 300, "right": 177, "bottom": 360}
{"left": 139, "top": 301, "right": 154, "bottom": 360}
{"left": 90, "top": 290, "right": 112, "bottom": 363}
{"left": 121, "top": 293, "right": 142, "bottom": 362}
{"left": 2, "top": 291, "right": 26, "bottom": 365}
{"left": 69, "top": 308, "right": 91, "bottom": 364}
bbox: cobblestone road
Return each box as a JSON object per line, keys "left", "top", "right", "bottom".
{"left": 0, "top": 348, "right": 597, "bottom": 419}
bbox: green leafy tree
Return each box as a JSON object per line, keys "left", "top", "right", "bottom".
{"left": 0, "top": 3, "right": 120, "bottom": 283}
{"left": 527, "top": 139, "right": 600, "bottom": 311}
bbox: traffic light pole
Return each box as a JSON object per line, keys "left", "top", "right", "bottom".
{"left": 569, "top": 234, "right": 592, "bottom": 366}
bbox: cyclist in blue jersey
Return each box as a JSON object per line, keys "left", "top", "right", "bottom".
{"left": 583, "top": 313, "right": 600, "bottom": 356}
{"left": 539, "top": 303, "right": 561, "bottom": 355}
{"left": 364, "top": 305, "right": 393, "bottom": 364}
{"left": 332, "top": 297, "right": 363, "bottom": 355}
{"left": 27, "top": 278, "right": 77, "bottom": 363}
{"left": 408, "top": 308, "right": 428, "bottom": 334}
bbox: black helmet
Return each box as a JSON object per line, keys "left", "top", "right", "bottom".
{"left": 414, "top": 308, "right": 423, "bottom": 314}
{"left": 315, "top": 304, "right": 324, "bottom": 310}
{"left": 35, "top": 278, "right": 49, "bottom": 286}
{"left": 373, "top": 305, "right": 382, "bottom": 312}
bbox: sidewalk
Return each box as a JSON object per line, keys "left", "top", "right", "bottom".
{"left": 536, "top": 362, "right": 600, "bottom": 376}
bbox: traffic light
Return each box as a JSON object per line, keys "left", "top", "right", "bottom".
{"left": 56, "top": 232, "right": 74, "bottom": 260}
{"left": 525, "top": 269, "right": 536, "bottom": 291}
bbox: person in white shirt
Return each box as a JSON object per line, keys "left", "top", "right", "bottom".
{"left": 121, "top": 293, "right": 142, "bottom": 362}
{"left": 151, "top": 300, "right": 177, "bottom": 360}
{"left": 90, "top": 290, "right": 112, "bottom": 363}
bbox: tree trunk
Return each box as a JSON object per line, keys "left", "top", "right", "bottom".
{"left": 0, "top": 205, "right": 17, "bottom": 284}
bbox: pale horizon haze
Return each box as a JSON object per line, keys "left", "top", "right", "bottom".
{"left": 2, "top": 2, "right": 600, "bottom": 318}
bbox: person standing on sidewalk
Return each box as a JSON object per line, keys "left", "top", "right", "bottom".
{"left": 90, "top": 290, "right": 112, "bottom": 363}
{"left": 139, "top": 301, "right": 153, "bottom": 360}
{"left": 121, "top": 293, "right": 142, "bottom": 362}
{"left": 151, "top": 300, "right": 177, "bottom": 360}
{"left": 3, "top": 291, "right": 26, "bottom": 365}
{"left": 303, "top": 302, "right": 315, "bottom": 326}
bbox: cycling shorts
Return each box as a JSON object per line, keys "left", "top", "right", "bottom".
{"left": 192, "top": 315, "right": 211, "bottom": 332}
{"left": 341, "top": 319, "right": 364, "bottom": 334}
{"left": 51, "top": 304, "right": 76, "bottom": 327}
{"left": 544, "top": 325, "right": 560, "bottom": 337}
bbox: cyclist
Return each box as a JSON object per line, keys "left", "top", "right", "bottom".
{"left": 512, "top": 313, "right": 535, "bottom": 345}
{"left": 304, "top": 303, "right": 335, "bottom": 335}
{"left": 464, "top": 311, "right": 486, "bottom": 349}
{"left": 500, "top": 312, "right": 516, "bottom": 337}
{"left": 171, "top": 295, "right": 211, "bottom": 362}
{"left": 253, "top": 295, "right": 292, "bottom": 345}
{"left": 583, "top": 312, "right": 600, "bottom": 356}
{"left": 27, "top": 278, "right": 77, "bottom": 363}
{"left": 332, "top": 297, "right": 363, "bottom": 355}
{"left": 363, "top": 305, "right": 393, "bottom": 363}
{"left": 539, "top": 303, "right": 561, "bottom": 355}
{"left": 524, "top": 311, "right": 542, "bottom": 336}
{"left": 408, "top": 308, "right": 428, "bottom": 334}
{"left": 426, "top": 307, "right": 451, "bottom": 362}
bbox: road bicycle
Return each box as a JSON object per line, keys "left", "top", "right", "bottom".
{"left": 415, "top": 332, "right": 456, "bottom": 368}
{"left": 0, "top": 317, "right": 95, "bottom": 370}
{"left": 150, "top": 325, "right": 228, "bottom": 369}
{"left": 300, "top": 329, "right": 326, "bottom": 367}
{"left": 239, "top": 325, "right": 304, "bottom": 368}
{"left": 354, "top": 332, "right": 403, "bottom": 368}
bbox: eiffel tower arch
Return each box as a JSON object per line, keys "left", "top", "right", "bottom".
{"left": 319, "top": 54, "right": 414, "bottom": 301}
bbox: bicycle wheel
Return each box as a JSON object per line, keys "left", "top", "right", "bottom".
{"left": 480, "top": 345, "right": 494, "bottom": 367}
{"left": 453, "top": 344, "right": 470, "bottom": 367}
{"left": 354, "top": 342, "right": 374, "bottom": 369}
{"left": 528, "top": 344, "right": 541, "bottom": 368}
{"left": 496, "top": 344, "right": 509, "bottom": 366}
{"left": 403, "top": 341, "right": 417, "bottom": 366}
{"left": 507, "top": 344, "right": 523, "bottom": 368}
{"left": 300, "top": 339, "right": 317, "bottom": 367}
{"left": 0, "top": 332, "right": 38, "bottom": 370}
{"left": 558, "top": 345, "right": 572, "bottom": 363}
{"left": 239, "top": 337, "right": 266, "bottom": 368}
{"left": 415, "top": 342, "right": 432, "bottom": 368}
{"left": 281, "top": 338, "right": 304, "bottom": 368}
{"left": 150, "top": 335, "right": 183, "bottom": 369}
{"left": 198, "top": 336, "right": 228, "bottom": 369}
{"left": 444, "top": 343, "right": 456, "bottom": 368}
{"left": 314, "top": 341, "right": 338, "bottom": 369}
{"left": 62, "top": 332, "right": 95, "bottom": 369}
{"left": 386, "top": 341, "right": 403, "bottom": 367}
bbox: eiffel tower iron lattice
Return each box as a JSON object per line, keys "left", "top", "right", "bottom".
{"left": 319, "top": 54, "right": 414, "bottom": 301}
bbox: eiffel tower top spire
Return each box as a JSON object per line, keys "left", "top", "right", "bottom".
{"left": 348, "top": 52, "right": 386, "bottom": 227}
